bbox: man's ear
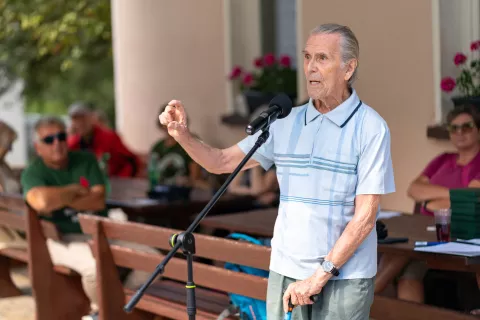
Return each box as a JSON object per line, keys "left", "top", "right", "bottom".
{"left": 344, "top": 59, "right": 358, "bottom": 82}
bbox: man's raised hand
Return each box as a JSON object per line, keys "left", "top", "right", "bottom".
{"left": 159, "top": 100, "right": 189, "bottom": 139}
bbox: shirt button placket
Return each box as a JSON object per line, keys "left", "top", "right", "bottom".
{"left": 311, "top": 116, "right": 323, "bottom": 165}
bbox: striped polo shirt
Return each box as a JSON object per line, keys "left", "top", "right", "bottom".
{"left": 237, "top": 88, "right": 395, "bottom": 280}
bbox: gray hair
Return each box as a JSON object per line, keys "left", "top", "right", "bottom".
{"left": 34, "top": 116, "right": 66, "bottom": 140}
{"left": 310, "top": 23, "right": 359, "bottom": 85}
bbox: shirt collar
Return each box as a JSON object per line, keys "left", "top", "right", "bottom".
{"left": 305, "top": 88, "right": 362, "bottom": 127}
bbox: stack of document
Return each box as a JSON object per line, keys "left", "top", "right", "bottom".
{"left": 346, "top": 210, "right": 402, "bottom": 222}
{"left": 414, "top": 241, "right": 480, "bottom": 257}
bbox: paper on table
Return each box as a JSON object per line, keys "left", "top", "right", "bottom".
{"left": 377, "top": 211, "right": 403, "bottom": 220}
{"left": 345, "top": 210, "right": 402, "bottom": 222}
{"left": 414, "top": 242, "right": 480, "bottom": 257}
{"left": 457, "top": 238, "right": 480, "bottom": 245}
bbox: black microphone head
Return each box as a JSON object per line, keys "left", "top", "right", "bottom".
{"left": 269, "top": 93, "right": 293, "bottom": 119}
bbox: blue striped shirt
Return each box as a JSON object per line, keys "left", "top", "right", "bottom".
{"left": 237, "top": 89, "right": 395, "bottom": 280}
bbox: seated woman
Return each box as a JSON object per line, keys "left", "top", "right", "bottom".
{"left": 150, "top": 103, "right": 209, "bottom": 189}
{"left": 228, "top": 166, "right": 279, "bottom": 207}
{"left": 0, "top": 121, "right": 26, "bottom": 249}
{"left": 377, "top": 105, "right": 480, "bottom": 306}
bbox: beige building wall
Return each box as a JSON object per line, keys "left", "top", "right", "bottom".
{"left": 224, "top": 0, "right": 263, "bottom": 114}
{"left": 113, "top": 0, "right": 457, "bottom": 212}
{"left": 111, "top": 0, "right": 246, "bottom": 154}
{"left": 298, "top": 0, "right": 453, "bottom": 212}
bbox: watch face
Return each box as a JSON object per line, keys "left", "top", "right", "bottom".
{"left": 323, "top": 260, "right": 333, "bottom": 272}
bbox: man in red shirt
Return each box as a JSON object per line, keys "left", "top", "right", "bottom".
{"left": 67, "top": 102, "right": 140, "bottom": 177}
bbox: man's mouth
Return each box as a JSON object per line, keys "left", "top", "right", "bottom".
{"left": 309, "top": 80, "right": 321, "bottom": 86}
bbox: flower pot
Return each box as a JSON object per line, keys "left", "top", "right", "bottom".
{"left": 451, "top": 96, "right": 480, "bottom": 110}
{"left": 242, "top": 90, "right": 297, "bottom": 116}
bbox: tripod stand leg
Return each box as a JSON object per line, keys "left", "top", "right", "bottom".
{"left": 186, "top": 253, "right": 196, "bottom": 320}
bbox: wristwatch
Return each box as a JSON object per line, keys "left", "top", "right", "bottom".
{"left": 322, "top": 260, "right": 340, "bottom": 276}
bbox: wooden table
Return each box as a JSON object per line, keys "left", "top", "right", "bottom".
{"left": 200, "top": 209, "right": 480, "bottom": 272}
{"left": 106, "top": 178, "right": 256, "bottom": 229}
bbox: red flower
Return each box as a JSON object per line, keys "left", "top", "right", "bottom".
{"left": 279, "top": 55, "right": 291, "bottom": 68}
{"left": 242, "top": 72, "right": 254, "bottom": 86}
{"left": 471, "top": 41, "right": 480, "bottom": 51}
{"left": 454, "top": 52, "right": 467, "bottom": 66}
{"left": 440, "top": 77, "right": 456, "bottom": 92}
{"left": 229, "top": 65, "right": 243, "bottom": 79}
{"left": 254, "top": 57, "right": 263, "bottom": 68}
{"left": 264, "top": 53, "right": 275, "bottom": 66}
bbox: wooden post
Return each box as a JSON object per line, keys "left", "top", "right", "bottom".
{"left": 26, "top": 207, "right": 90, "bottom": 320}
{"left": 93, "top": 221, "right": 152, "bottom": 320}
{"left": 0, "top": 255, "right": 22, "bottom": 297}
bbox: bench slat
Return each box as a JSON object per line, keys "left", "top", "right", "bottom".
{"left": 371, "top": 295, "right": 479, "bottom": 320}
{"left": 79, "top": 215, "right": 270, "bottom": 270}
{"left": 0, "top": 248, "right": 28, "bottom": 262}
{"left": 104, "top": 244, "right": 267, "bottom": 301}
{"left": 0, "top": 193, "right": 26, "bottom": 212}
{"left": 0, "top": 210, "right": 25, "bottom": 231}
{"left": 124, "top": 289, "right": 229, "bottom": 320}
{"left": 144, "top": 280, "right": 230, "bottom": 314}
{"left": 0, "top": 209, "right": 62, "bottom": 241}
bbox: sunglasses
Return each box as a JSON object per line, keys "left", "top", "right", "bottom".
{"left": 447, "top": 121, "right": 476, "bottom": 134}
{"left": 41, "top": 132, "right": 67, "bottom": 145}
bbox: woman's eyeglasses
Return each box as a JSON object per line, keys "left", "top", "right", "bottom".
{"left": 41, "top": 132, "right": 67, "bottom": 144}
{"left": 447, "top": 121, "right": 476, "bottom": 134}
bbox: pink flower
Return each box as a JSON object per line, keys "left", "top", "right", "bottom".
{"left": 279, "top": 55, "right": 291, "bottom": 68}
{"left": 471, "top": 41, "right": 480, "bottom": 51}
{"left": 454, "top": 52, "right": 467, "bottom": 66}
{"left": 242, "top": 73, "right": 254, "bottom": 86}
{"left": 254, "top": 57, "right": 263, "bottom": 68}
{"left": 229, "top": 65, "right": 243, "bottom": 79}
{"left": 440, "top": 77, "right": 456, "bottom": 92}
{"left": 264, "top": 53, "right": 275, "bottom": 66}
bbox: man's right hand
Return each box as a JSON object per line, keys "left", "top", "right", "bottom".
{"left": 159, "top": 100, "right": 189, "bottom": 139}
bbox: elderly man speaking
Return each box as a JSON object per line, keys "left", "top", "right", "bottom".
{"left": 159, "top": 23, "right": 395, "bottom": 320}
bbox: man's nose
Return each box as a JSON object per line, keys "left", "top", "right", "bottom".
{"left": 52, "top": 138, "right": 62, "bottom": 147}
{"left": 307, "top": 59, "right": 317, "bottom": 73}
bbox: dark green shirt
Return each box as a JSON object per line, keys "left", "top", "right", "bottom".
{"left": 150, "top": 139, "right": 192, "bottom": 184}
{"left": 20, "top": 151, "right": 107, "bottom": 234}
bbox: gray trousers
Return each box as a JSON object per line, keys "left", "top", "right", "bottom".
{"left": 267, "top": 270, "right": 375, "bottom": 320}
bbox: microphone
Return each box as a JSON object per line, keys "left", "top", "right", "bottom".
{"left": 246, "top": 93, "right": 293, "bottom": 135}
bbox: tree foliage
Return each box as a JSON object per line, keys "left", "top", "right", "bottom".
{"left": 0, "top": 0, "right": 114, "bottom": 122}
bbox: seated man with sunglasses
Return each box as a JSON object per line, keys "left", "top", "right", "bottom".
{"left": 21, "top": 116, "right": 108, "bottom": 320}
{"left": 377, "top": 105, "right": 480, "bottom": 308}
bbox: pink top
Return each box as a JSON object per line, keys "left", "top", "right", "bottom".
{"left": 421, "top": 151, "right": 480, "bottom": 215}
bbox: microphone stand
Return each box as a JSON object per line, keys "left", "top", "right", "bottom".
{"left": 124, "top": 128, "right": 271, "bottom": 320}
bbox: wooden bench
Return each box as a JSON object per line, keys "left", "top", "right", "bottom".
{"left": 0, "top": 192, "right": 91, "bottom": 319}
{"left": 78, "top": 214, "right": 270, "bottom": 320}
{"left": 79, "top": 213, "right": 479, "bottom": 320}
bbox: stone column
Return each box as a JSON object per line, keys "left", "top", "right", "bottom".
{"left": 111, "top": 0, "right": 245, "bottom": 153}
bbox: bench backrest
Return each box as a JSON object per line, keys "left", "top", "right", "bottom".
{"left": 0, "top": 192, "right": 91, "bottom": 319}
{"left": 0, "top": 192, "right": 61, "bottom": 241}
{"left": 79, "top": 214, "right": 271, "bottom": 319}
